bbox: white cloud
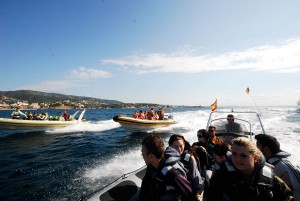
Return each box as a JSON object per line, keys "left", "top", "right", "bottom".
{"left": 102, "top": 38, "right": 300, "bottom": 74}
{"left": 71, "top": 67, "right": 112, "bottom": 79}
{"left": 17, "top": 80, "right": 87, "bottom": 92}
{"left": 18, "top": 67, "right": 112, "bottom": 92}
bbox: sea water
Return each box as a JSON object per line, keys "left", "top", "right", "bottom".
{"left": 0, "top": 106, "right": 299, "bottom": 201}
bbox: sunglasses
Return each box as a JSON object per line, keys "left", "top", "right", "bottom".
{"left": 208, "top": 129, "right": 214, "bottom": 132}
{"left": 197, "top": 135, "right": 203, "bottom": 138}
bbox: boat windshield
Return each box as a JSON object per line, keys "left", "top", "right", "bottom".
{"left": 206, "top": 111, "right": 265, "bottom": 143}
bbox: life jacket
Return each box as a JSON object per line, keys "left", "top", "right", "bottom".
{"left": 159, "top": 147, "right": 193, "bottom": 201}
{"left": 163, "top": 147, "right": 188, "bottom": 178}
{"left": 181, "top": 150, "right": 201, "bottom": 173}
{"left": 220, "top": 155, "right": 276, "bottom": 201}
{"left": 11, "top": 111, "right": 20, "bottom": 119}
{"left": 180, "top": 150, "right": 204, "bottom": 195}
{"left": 152, "top": 113, "right": 159, "bottom": 120}
{"left": 139, "top": 113, "right": 145, "bottom": 119}
{"left": 268, "top": 151, "right": 300, "bottom": 199}
{"left": 148, "top": 110, "right": 154, "bottom": 118}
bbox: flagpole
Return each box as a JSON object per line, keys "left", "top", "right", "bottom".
{"left": 246, "top": 87, "right": 261, "bottom": 115}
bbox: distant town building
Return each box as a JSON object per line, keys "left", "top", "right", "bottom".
{"left": 29, "top": 103, "right": 40, "bottom": 109}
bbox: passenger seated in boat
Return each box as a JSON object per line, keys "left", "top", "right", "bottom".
{"left": 139, "top": 110, "right": 145, "bottom": 119}
{"left": 133, "top": 111, "right": 139, "bottom": 118}
{"left": 25, "top": 112, "right": 33, "bottom": 120}
{"left": 212, "top": 143, "right": 231, "bottom": 176}
{"left": 140, "top": 134, "right": 194, "bottom": 201}
{"left": 208, "top": 126, "right": 223, "bottom": 145}
{"left": 39, "top": 113, "right": 48, "bottom": 120}
{"left": 33, "top": 112, "right": 37, "bottom": 120}
{"left": 206, "top": 137, "right": 294, "bottom": 201}
{"left": 168, "top": 134, "right": 204, "bottom": 200}
{"left": 158, "top": 108, "right": 164, "bottom": 120}
{"left": 63, "top": 111, "right": 69, "bottom": 120}
{"left": 11, "top": 107, "right": 27, "bottom": 119}
{"left": 225, "top": 114, "right": 243, "bottom": 133}
{"left": 192, "top": 129, "right": 215, "bottom": 176}
{"left": 147, "top": 108, "right": 154, "bottom": 120}
{"left": 255, "top": 134, "right": 300, "bottom": 200}
{"left": 152, "top": 112, "right": 159, "bottom": 120}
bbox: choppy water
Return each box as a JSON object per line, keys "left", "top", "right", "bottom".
{"left": 0, "top": 107, "right": 299, "bottom": 201}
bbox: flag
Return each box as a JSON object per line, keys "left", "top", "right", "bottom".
{"left": 246, "top": 87, "right": 250, "bottom": 94}
{"left": 211, "top": 99, "right": 217, "bottom": 111}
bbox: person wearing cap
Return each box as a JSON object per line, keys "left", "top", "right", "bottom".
{"left": 255, "top": 134, "right": 300, "bottom": 200}
{"left": 225, "top": 114, "right": 243, "bottom": 133}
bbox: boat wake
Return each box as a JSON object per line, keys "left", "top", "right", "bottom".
{"left": 46, "top": 119, "right": 121, "bottom": 134}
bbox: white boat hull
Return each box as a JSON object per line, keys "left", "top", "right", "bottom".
{"left": 113, "top": 115, "right": 176, "bottom": 132}
{"left": 84, "top": 166, "right": 146, "bottom": 201}
{"left": 0, "top": 110, "right": 86, "bottom": 130}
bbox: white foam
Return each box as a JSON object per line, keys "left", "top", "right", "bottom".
{"left": 46, "top": 119, "right": 120, "bottom": 134}
{"left": 83, "top": 147, "right": 144, "bottom": 181}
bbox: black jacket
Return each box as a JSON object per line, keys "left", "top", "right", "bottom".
{"left": 206, "top": 153, "right": 294, "bottom": 201}
{"left": 140, "top": 147, "right": 193, "bottom": 201}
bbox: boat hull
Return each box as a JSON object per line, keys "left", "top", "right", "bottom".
{"left": 113, "top": 115, "right": 176, "bottom": 132}
{"left": 84, "top": 166, "right": 146, "bottom": 201}
{"left": 0, "top": 118, "right": 81, "bottom": 130}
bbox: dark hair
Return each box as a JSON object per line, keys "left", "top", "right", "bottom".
{"left": 168, "top": 134, "right": 191, "bottom": 150}
{"left": 255, "top": 134, "right": 280, "bottom": 154}
{"left": 213, "top": 143, "right": 230, "bottom": 156}
{"left": 142, "top": 134, "right": 165, "bottom": 159}
{"left": 197, "top": 129, "right": 210, "bottom": 139}
{"left": 209, "top": 125, "right": 216, "bottom": 130}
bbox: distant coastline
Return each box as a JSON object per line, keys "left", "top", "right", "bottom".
{"left": 0, "top": 90, "right": 202, "bottom": 110}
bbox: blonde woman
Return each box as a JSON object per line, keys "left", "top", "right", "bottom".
{"left": 206, "top": 137, "right": 294, "bottom": 201}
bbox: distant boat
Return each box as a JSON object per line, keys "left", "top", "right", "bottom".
{"left": 113, "top": 115, "right": 176, "bottom": 132}
{"left": 0, "top": 110, "right": 86, "bottom": 130}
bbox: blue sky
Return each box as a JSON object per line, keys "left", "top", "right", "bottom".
{"left": 1, "top": 0, "right": 300, "bottom": 106}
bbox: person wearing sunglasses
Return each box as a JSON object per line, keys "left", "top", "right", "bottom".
{"left": 192, "top": 129, "right": 215, "bottom": 176}
{"left": 206, "top": 137, "right": 294, "bottom": 201}
{"left": 225, "top": 114, "right": 243, "bottom": 133}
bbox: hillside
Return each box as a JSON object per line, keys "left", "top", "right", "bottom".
{"left": 0, "top": 90, "right": 122, "bottom": 104}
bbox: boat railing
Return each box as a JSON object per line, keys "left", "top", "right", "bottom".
{"left": 206, "top": 110, "right": 265, "bottom": 135}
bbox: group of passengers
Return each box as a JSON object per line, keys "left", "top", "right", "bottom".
{"left": 133, "top": 108, "right": 164, "bottom": 120}
{"left": 140, "top": 116, "right": 299, "bottom": 201}
{"left": 11, "top": 108, "right": 70, "bottom": 121}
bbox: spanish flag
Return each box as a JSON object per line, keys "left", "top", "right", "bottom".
{"left": 211, "top": 99, "right": 217, "bottom": 111}
{"left": 246, "top": 87, "right": 250, "bottom": 94}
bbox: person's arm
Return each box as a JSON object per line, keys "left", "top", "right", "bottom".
{"left": 206, "top": 170, "right": 226, "bottom": 201}
{"left": 172, "top": 172, "right": 193, "bottom": 197}
{"left": 189, "top": 155, "right": 204, "bottom": 191}
{"left": 189, "top": 156, "right": 204, "bottom": 200}
{"left": 272, "top": 175, "right": 295, "bottom": 201}
{"left": 19, "top": 111, "right": 27, "bottom": 118}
